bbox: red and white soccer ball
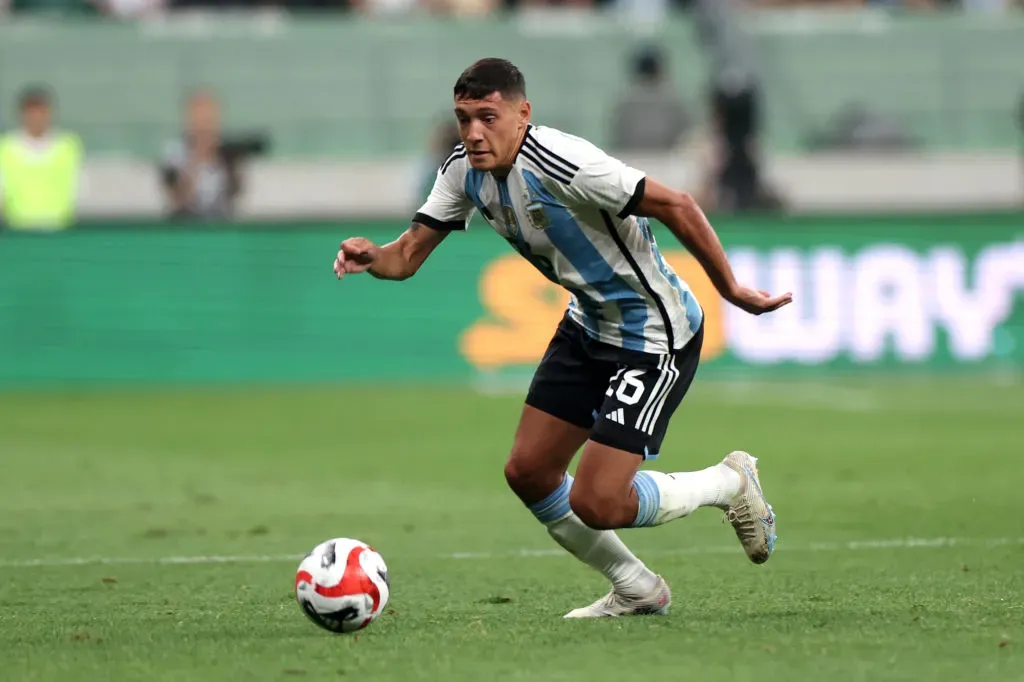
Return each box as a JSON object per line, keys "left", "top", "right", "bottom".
{"left": 295, "top": 537, "right": 391, "bottom": 634}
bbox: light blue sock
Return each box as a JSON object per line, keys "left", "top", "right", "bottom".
{"left": 528, "top": 473, "right": 574, "bottom": 524}
{"left": 527, "top": 473, "right": 659, "bottom": 597}
{"left": 631, "top": 466, "right": 740, "bottom": 528}
{"left": 631, "top": 471, "right": 662, "bottom": 527}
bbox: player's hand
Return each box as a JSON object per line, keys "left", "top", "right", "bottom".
{"left": 334, "top": 238, "right": 379, "bottom": 279}
{"left": 728, "top": 286, "right": 793, "bottom": 315}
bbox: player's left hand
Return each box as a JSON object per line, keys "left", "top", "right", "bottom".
{"left": 729, "top": 286, "right": 793, "bottom": 315}
{"left": 334, "top": 238, "right": 378, "bottom": 279}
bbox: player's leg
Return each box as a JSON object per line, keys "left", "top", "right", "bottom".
{"left": 506, "top": 405, "right": 670, "bottom": 617}
{"left": 505, "top": 315, "right": 665, "bottom": 613}
{"left": 504, "top": 404, "right": 585, "bottom": 507}
{"left": 505, "top": 405, "right": 660, "bottom": 595}
{"left": 627, "top": 449, "right": 777, "bottom": 565}
{"left": 571, "top": 440, "right": 742, "bottom": 528}
{"left": 574, "top": 323, "right": 778, "bottom": 563}
{"left": 572, "top": 321, "right": 732, "bottom": 529}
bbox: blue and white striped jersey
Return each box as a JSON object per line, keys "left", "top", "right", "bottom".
{"left": 414, "top": 123, "right": 704, "bottom": 355}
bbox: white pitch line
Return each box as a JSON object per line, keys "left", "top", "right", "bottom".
{"left": 0, "top": 554, "right": 305, "bottom": 568}
{"left": 702, "top": 380, "right": 880, "bottom": 413}
{"left": 0, "top": 536, "right": 1021, "bottom": 569}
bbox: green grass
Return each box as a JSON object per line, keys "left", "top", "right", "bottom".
{"left": 1, "top": 377, "right": 1022, "bottom": 682}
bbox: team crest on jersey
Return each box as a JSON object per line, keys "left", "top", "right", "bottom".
{"left": 525, "top": 201, "right": 550, "bottom": 230}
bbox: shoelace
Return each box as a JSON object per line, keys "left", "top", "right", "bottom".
{"left": 724, "top": 501, "right": 760, "bottom": 544}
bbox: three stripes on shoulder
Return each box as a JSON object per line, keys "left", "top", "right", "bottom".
{"left": 438, "top": 131, "right": 580, "bottom": 186}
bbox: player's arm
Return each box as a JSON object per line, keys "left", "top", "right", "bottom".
{"left": 633, "top": 180, "right": 791, "bottom": 315}
{"left": 333, "top": 151, "right": 474, "bottom": 282}
{"left": 334, "top": 223, "right": 449, "bottom": 282}
{"left": 630, "top": 179, "right": 789, "bottom": 314}
{"left": 560, "top": 140, "right": 791, "bottom": 315}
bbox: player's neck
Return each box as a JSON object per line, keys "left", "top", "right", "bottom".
{"left": 491, "top": 125, "right": 530, "bottom": 179}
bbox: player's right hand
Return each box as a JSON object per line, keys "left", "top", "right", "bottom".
{"left": 334, "top": 238, "right": 378, "bottom": 279}
{"left": 729, "top": 286, "right": 793, "bottom": 315}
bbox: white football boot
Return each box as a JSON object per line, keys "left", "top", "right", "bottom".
{"left": 563, "top": 575, "right": 671, "bottom": 618}
{"left": 722, "top": 451, "right": 777, "bottom": 564}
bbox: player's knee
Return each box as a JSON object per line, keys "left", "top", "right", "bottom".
{"left": 569, "top": 486, "right": 624, "bottom": 530}
{"left": 504, "top": 454, "right": 558, "bottom": 503}
{"left": 503, "top": 457, "right": 525, "bottom": 491}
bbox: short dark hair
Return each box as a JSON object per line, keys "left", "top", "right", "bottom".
{"left": 633, "top": 46, "right": 665, "bottom": 80}
{"left": 453, "top": 58, "right": 526, "bottom": 102}
{"left": 18, "top": 84, "right": 52, "bottom": 110}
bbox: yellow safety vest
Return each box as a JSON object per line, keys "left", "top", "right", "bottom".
{"left": 0, "top": 131, "right": 83, "bottom": 230}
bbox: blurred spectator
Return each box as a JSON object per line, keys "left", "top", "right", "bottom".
{"left": 346, "top": 0, "right": 425, "bottom": 15}
{"left": 159, "top": 89, "right": 268, "bottom": 221}
{"left": 169, "top": 0, "right": 346, "bottom": 9}
{"left": 608, "top": 46, "right": 691, "bottom": 153}
{"left": 516, "top": 0, "right": 597, "bottom": 7}
{"left": 0, "top": 86, "right": 84, "bottom": 231}
{"left": 88, "top": 0, "right": 166, "bottom": 18}
{"left": 691, "top": 0, "right": 785, "bottom": 212}
{"left": 422, "top": 0, "right": 498, "bottom": 15}
{"left": 415, "top": 116, "right": 463, "bottom": 203}
{"left": 803, "top": 102, "right": 920, "bottom": 151}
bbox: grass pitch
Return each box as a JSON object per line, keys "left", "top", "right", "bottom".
{"left": 1, "top": 377, "right": 1021, "bottom": 681}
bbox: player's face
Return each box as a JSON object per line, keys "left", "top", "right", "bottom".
{"left": 454, "top": 92, "right": 530, "bottom": 172}
{"left": 187, "top": 93, "right": 221, "bottom": 139}
{"left": 20, "top": 102, "right": 51, "bottom": 137}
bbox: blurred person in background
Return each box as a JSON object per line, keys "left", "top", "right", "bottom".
{"left": 417, "top": 0, "right": 499, "bottom": 15}
{"left": 513, "top": 0, "right": 599, "bottom": 8}
{"left": 608, "top": 45, "right": 691, "bottom": 154}
{"left": 87, "top": 0, "right": 166, "bottom": 18}
{"left": 346, "top": 0, "right": 430, "bottom": 15}
{"left": 159, "top": 89, "right": 267, "bottom": 222}
{"left": 0, "top": 86, "right": 84, "bottom": 231}
{"left": 415, "top": 116, "right": 464, "bottom": 203}
{"left": 690, "top": 0, "right": 785, "bottom": 213}
{"left": 169, "top": 0, "right": 348, "bottom": 10}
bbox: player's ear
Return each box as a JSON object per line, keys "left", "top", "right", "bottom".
{"left": 518, "top": 99, "right": 531, "bottom": 125}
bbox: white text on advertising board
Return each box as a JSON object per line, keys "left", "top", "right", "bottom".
{"left": 460, "top": 241, "right": 1024, "bottom": 369}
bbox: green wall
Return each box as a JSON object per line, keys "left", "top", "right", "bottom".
{"left": 1, "top": 15, "right": 1022, "bottom": 158}
{"left": 1, "top": 213, "right": 1022, "bottom": 388}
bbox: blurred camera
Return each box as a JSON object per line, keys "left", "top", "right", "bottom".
{"left": 220, "top": 133, "right": 270, "bottom": 160}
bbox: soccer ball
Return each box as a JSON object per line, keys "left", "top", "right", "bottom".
{"left": 295, "top": 537, "right": 390, "bottom": 634}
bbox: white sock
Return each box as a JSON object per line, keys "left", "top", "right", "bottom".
{"left": 632, "top": 463, "right": 742, "bottom": 527}
{"left": 529, "top": 474, "right": 659, "bottom": 598}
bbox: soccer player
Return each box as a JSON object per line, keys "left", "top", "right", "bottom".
{"left": 333, "top": 58, "right": 792, "bottom": 618}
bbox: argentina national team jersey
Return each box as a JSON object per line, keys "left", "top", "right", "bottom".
{"left": 413, "top": 124, "right": 704, "bottom": 355}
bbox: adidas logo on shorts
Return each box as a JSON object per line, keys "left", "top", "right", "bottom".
{"left": 604, "top": 408, "right": 626, "bottom": 425}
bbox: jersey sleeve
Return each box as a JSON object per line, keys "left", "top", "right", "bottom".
{"left": 560, "top": 146, "right": 647, "bottom": 219}
{"left": 413, "top": 158, "right": 475, "bottom": 231}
